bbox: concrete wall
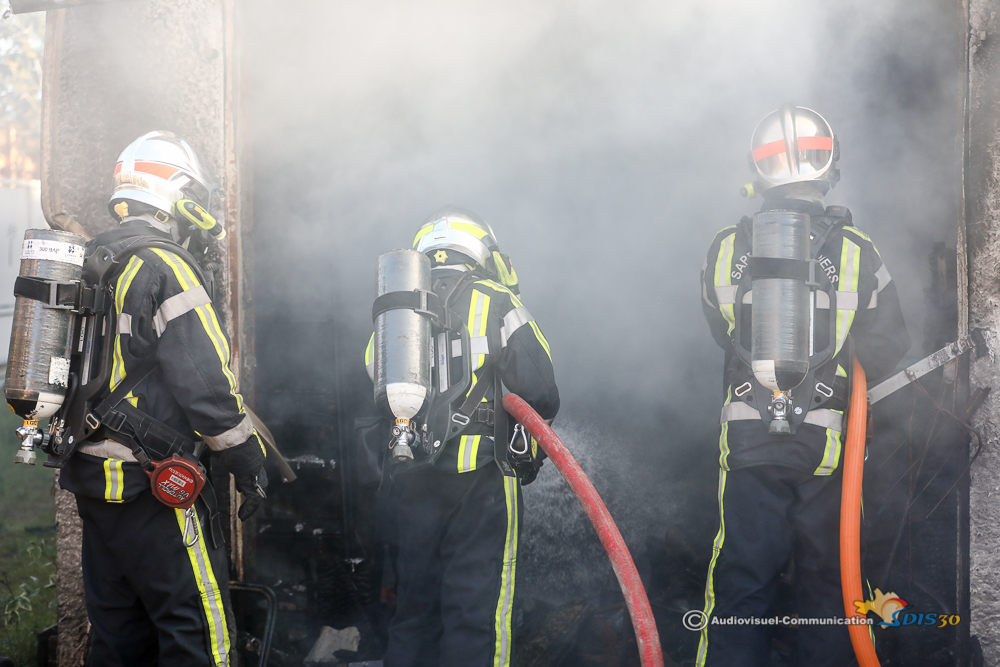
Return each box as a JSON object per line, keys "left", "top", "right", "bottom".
{"left": 38, "top": 1, "right": 238, "bottom": 663}
{"left": 967, "top": 1, "right": 1000, "bottom": 663}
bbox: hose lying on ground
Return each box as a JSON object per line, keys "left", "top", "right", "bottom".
{"left": 840, "top": 352, "right": 880, "bottom": 667}
{"left": 502, "top": 393, "right": 665, "bottom": 667}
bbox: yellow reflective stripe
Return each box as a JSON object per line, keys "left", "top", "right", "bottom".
{"left": 813, "top": 420, "right": 844, "bottom": 476}
{"left": 152, "top": 249, "right": 244, "bottom": 413}
{"left": 714, "top": 232, "right": 736, "bottom": 334}
{"left": 456, "top": 435, "right": 482, "bottom": 473}
{"left": 450, "top": 220, "right": 491, "bottom": 239}
{"left": 696, "top": 467, "right": 728, "bottom": 667}
{"left": 834, "top": 239, "right": 861, "bottom": 355}
{"left": 467, "top": 289, "right": 491, "bottom": 371}
{"left": 174, "top": 508, "right": 230, "bottom": 666}
{"left": 102, "top": 459, "right": 125, "bottom": 503}
{"left": 493, "top": 476, "right": 519, "bottom": 666}
{"left": 412, "top": 224, "right": 433, "bottom": 247}
{"left": 718, "top": 386, "right": 732, "bottom": 471}
{"left": 365, "top": 333, "right": 374, "bottom": 366}
{"left": 110, "top": 256, "right": 144, "bottom": 392}
{"left": 474, "top": 280, "right": 552, "bottom": 360}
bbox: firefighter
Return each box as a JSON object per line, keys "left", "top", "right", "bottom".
{"left": 365, "top": 207, "right": 560, "bottom": 667}
{"left": 697, "top": 106, "right": 910, "bottom": 666}
{"left": 57, "top": 131, "right": 267, "bottom": 667}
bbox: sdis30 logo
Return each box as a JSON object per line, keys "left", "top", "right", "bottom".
{"left": 855, "top": 589, "right": 962, "bottom": 629}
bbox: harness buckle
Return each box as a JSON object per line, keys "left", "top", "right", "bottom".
{"left": 451, "top": 413, "right": 470, "bottom": 426}
{"left": 734, "top": 382, "right": 752, "bottom": 397}
{"left": 85, "top": 413, "right": 100, "bottom": 430}
{"left": 815, "top": 382, "right": 834, "bottom": 398}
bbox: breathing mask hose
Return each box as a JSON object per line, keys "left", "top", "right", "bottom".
{"left": 840, "top": 352, "right": 880, "bottom": 667}
{"left": 502, "top": 394, "right": 664, "bottom": 667}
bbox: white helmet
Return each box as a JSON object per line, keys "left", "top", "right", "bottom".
{"left": 747, "top": 105, "right": 839, "bottom": 194}
{"left": 412, "top": 206, "right": 500, "bottom": 269}
{"left": 108, "top": 131, "right": 220, "bottom": 223}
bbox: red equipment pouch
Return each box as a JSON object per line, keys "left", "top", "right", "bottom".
{"left": 148, "top": 456, "right": 206, "bottom": 510}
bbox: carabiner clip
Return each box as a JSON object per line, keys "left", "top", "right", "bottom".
{"left": 183, "top": 506, "right": 200, "bottom": 548}
{"left": 508, "top": 423, "right": 530, "bottom": 457}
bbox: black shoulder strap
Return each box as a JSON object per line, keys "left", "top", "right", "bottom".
{"left": 810, "top": 206, "right": 851, "bottom": 258}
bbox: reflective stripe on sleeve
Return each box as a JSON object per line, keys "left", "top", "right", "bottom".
{"left": 174, "top": 507, "right": 230, "bottom": 666}
{"left": 500, "top": 306, "right": 533, "bottom": 347}
{"left": 203, "top": 413, "right": 254, "bottom": 451}
{"left": 874, "top": 262, "right": 892, "bottom": 293}
{"left": 153, "top": 285, "right": 212, "bottom": 337}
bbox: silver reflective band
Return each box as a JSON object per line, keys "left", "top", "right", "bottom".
{"left": 720, "top": 401, "right": 843, "bottom": 433}
{"left": 153, "top": 285, "right": 212, "bottom": 336}
{"left": 714, "top": 285, "right": 738, "bottom": 305}
{"left": 117, "top": 313, "right": 132, "bottom": 336}
{"left": 203, "top": 412, "right": 254, "bottom": 451}
{"left": 875, "top": 263, "right": 892, "bottom": 293}
{"left": 77, "top": 439, "right": 138, "bottom": 463}
{"left": 815, "top": 291, "right": 859, "bottom": 311}
{"left": 451, "top": 336, "right": 489, "bottom": 358}
{"left": 500, "top": 306, "right": 533, "bottom": 347}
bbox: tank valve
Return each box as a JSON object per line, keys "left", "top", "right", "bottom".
{"left": 390, "top": 419, "right": 416, "bottom": 462}
{"left": 14, "top": 420, "right": 43, "bottom": 465}
{"left": 768, "top": 391, "right": 792, "bottom": 434}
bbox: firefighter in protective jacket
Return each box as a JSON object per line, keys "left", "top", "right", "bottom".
{"left": 696, "top": 107, "right": 909, "bottom": 667}
{"left": 58, "top": 131, "right": 266, "bottom": 667}
{"left": 365, "top": 207, "right": 559, "bottom": 667}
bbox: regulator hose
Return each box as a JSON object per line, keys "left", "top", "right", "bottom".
{"left": 840, "top": 352, "right": 880, "bottom": 667}
{"left": 502, "top": 394, "right": 664, "bottom": 667}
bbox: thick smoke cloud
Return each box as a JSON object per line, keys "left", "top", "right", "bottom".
{"left": 243, "top": 0, "right": 963, "bottom": 604}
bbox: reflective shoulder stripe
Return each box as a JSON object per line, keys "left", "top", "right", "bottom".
{"left": 174, "top": 507, "right": 231, "bottom": 666}
{"left": 203, "top": 413, "right": 254, "bottom": 451}
{"left": 153, "top": 285, "right": 212, "bottom": 337}
{"left": 474, "top": 279, "right": 552, "bottom": 360}
{"left": 110, "top": 256, "right": 145, "bottom": 393}
{"left": 452, "top": 336, "right": 489, "bottom": 357}
{"left": 874, "top": 263, "right": 892, "bottom": 293}
{"left": 500, "top": 306, "right": 533, "bottom": 347}
{"left": 713, "top": 231, "right": 737, "bottom": 334}
{"left": 468, "top": 289, "right": 491, "bottom": 371}
{"left": 842, "top": 225, "right": 873, "bottom": 243}
{"left": 720, "top": 401, "right": 843, "bottom": 433}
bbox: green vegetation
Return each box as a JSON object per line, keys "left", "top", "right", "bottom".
{"left": 0, "top": 407, "right": 58, "bottom": 664}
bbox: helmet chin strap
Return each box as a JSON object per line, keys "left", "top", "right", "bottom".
{"left": 122, "top": 212, "right": 182, "bottom": 241}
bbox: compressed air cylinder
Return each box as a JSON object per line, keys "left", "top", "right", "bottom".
{"left": 374, "top": 249, "right": 432, "bottom": 421}
{"left": 750, "top": 210, "right": 811, "bottom": 392}
{"left": 5, "top": 229, "right": 86, "bottom": 420}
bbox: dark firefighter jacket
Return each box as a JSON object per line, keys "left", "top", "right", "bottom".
{"left": 701, "top": 199, "right": 910, "bottom": 475}
{"left": 60, "top": 221, "right": 262, "bottom": 502}
{"left": 367, "top": 266, "right": 559, "bottom": 473}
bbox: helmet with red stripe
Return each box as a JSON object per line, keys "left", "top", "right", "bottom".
{"left": 108, "top": 131, "right": 220, "bottom": 223}
{"left": 748, "top": 105, "right": 839, "bottom": 194}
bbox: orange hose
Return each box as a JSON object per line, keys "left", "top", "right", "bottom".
{"left": 841, "top": 352, "right": 880, "bottom": 666}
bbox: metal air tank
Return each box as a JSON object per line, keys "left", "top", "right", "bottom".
{"left": 5, "top": 229, "right": 86, "bottom": 464}
{"left": 374, "top": 249, "right": 433, "bottom": 461}
{"left": 750, "top": 210, "right": 811, "bottom": 394}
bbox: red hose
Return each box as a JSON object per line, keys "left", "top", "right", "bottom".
{"left": 840, "top": 353, "right": 880, "bottom": 667}
{"left": 503, "top": 394, "right": 665, "bottom": 667}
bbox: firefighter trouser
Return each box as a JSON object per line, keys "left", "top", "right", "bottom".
{"left": 76, "top": 490, "right": 234, "bottom": 667}
{"left": 697, "top": 465, "right": 856, "bottom": 667}
{"left": 384, "top": 464, "right": 522, "bottom": 667}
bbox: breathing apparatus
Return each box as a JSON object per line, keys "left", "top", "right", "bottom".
{"left": 5, "top": 132, "right": 226, "bottom": 512}
{"left": 372, "top": 207, "right": 521, "bottom": 472}
{"left": 731, "top": 106, "right": 847, "bottom": 433}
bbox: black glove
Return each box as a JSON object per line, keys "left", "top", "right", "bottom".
{"left": 217, "top": 438, "right": 268, "bottom": 521}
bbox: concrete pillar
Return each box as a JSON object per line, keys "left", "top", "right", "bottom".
{"left": 966, "top": 1, "right": 1000, "bottom": 663}
{"left": 37, "top": 1, "right": 243, "bottom": 662}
